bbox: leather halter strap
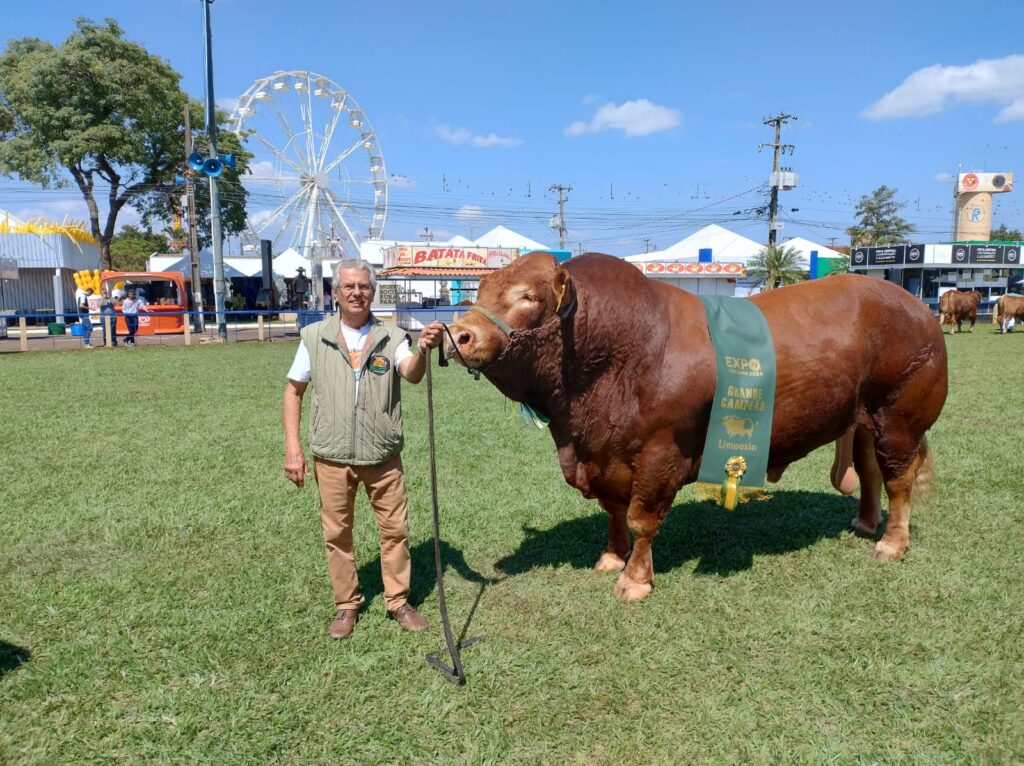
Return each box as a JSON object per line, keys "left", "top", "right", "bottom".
{"left": 468, "top": 304, "right": 514, "bottom": 337}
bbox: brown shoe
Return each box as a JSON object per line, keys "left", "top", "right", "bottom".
{"left": 328, "top": 608, "right": 358, "bottom": 639}
{"left": 389, "top": 603, "right": 428, "bottom": 632}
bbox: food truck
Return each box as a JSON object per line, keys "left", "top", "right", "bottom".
{"left": 100, "top": 271, "right": 189, "bottom": 335}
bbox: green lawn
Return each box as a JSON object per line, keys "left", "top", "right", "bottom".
{"left": 2, "top": 329, "right": 1023, "bottom": 765}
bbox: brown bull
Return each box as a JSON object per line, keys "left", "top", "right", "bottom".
{"left": 993, "top": 294, "right": 1024, "bottom": 334}
{"left": 938, "top": 289, "right": 982, "bottom": 333}
{"left": 446, "top": 253, "right": 948, "bottom": 600}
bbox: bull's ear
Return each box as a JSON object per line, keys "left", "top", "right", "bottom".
{"left": 554, "top": 266, "right": 576, "bottom": 318}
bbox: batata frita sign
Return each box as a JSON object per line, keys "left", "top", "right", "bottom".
{"left": 383, "top": 246, "right": 520, "bottom": 270}
{"left": 634, "top": 261, "right": 746, "bottom": 277}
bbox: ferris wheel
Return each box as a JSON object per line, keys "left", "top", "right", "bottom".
{"left": 232, "top": 70, "right": 387, "bottom": 259}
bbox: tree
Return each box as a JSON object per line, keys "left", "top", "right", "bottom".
{"left": 846, "top": 185, "right": 915, "bottom": 247}
{"left": 138, "top": 101, "right": 251, "bottom": 250}
{"left": 746, "top": 245, "right": 807, "bottom": 290}
{"left": 989, "top": 224, "right": 1022, "bottom": 242}
{"left": 110, "top": 225, "right": 167, "bottom": 272}
{"left": 0, "top": 18, "right": 251, "bottom": 269}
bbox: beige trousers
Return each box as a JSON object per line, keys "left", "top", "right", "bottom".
{"left": 313, "top": 455, "right": 412, "bottom": 611}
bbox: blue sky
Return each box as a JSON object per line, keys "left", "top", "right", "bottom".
{"left": 3, "top": 0, "right": 1023, "bottom": 255}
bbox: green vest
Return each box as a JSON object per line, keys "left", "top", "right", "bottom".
{"left": 301, "top": 313, "right": 408, "bottom": 465}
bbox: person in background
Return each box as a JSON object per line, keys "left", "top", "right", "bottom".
{"left": 77, "top": 287, "right": 94, "bottom": 349}
{"left": 282, "top": 259, "right": 444, "bottom": 640}
{"left": 121, "top": 288, "right": 148, "bottom": 346}
{"left": 99, "top": 288, "right": 118, "bottom": 347}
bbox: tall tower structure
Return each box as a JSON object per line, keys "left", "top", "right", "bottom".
{"left": 954, "top": 172, "right": 1014, "bottom": 240}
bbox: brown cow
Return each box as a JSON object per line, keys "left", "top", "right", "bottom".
{"left": 938, "top": 289, "right": 982, "bottom": 333}
{"left": 446, "top": 252, "right": 948, "bottom": 600}
{"left": 993, "top": 294, "right": 1024, "bottom": 334}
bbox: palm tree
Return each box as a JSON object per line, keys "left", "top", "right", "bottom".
{"left": 746, "top": 245, "right": 807, "bottom": 291}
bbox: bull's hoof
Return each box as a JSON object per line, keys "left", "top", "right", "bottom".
{"left": 850, "top": 517, "right": 877, "bottom": 538}
{"left": 594, "top": 552, "right": 627, "bottom": 573}
{"left": 872, "top": 540, "right": 906, "bottom": 562}
{"left": 614, "top": 575, "right": 652, "bottom": 601}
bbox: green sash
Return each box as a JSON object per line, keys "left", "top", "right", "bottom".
{"left": 696, "top": 296, "right": 777, "bottom": 509}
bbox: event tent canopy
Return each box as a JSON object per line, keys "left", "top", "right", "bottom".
{"left": 474, "top": 225, "right": 550, "bottom": 251}
{"left": 625, "top": 224, "right": 763, "bottom": 264}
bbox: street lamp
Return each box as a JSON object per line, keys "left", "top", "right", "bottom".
{"left": 201, "top": 0, "right": 227, "bottom": 340}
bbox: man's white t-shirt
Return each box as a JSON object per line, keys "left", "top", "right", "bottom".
{"left": 287, "top": 321, "right": 414, "bottom": 394}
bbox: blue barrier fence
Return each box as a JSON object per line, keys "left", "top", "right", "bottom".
{"left": 0, "top": 307, "right": 466, "bottom": 351}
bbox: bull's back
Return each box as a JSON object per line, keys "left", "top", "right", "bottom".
{"left": 750, "top": 276, "right": 946, "bottom": 457}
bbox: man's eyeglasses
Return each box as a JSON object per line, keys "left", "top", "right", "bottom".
{"left": 339, "top": 284, "right": 373, "bottom": 295}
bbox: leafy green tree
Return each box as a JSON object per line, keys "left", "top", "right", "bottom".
{"left": 746, "top": 245, "right": 807, "bottom": 290}
{"left": 110, "top": 225, "right": 167, "bottom": 272}
{"left": 845, "top": 185, "right": 915, "bottom": 247}
{"left": 0, "top": 18, "right": 251, "bottom": 269}
{"left": 989, "top": 224, "right": 1022, "bottom": 242}
{"left": 138, "top": 100, "right": 251, "bottom": 250}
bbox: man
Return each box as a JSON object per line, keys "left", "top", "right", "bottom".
{"left": 121, "top": 288, "right": 148, "bottom": 346}
{"left": 76, "top": 287, "right": 94, "bottom": 349}
{"left": 283, "top": 259, "right": 444, "bottom": 639}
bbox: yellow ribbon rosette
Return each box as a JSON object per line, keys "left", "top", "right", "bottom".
{"left": 721, "top": 456, "right": 747, "bottom": 511}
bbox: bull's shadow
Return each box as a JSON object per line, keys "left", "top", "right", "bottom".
{"left": 497, "top": 490, "right": 862, "bottom": 578}
{"left": 1, "top": 640, "right": 30, "bottom": 679}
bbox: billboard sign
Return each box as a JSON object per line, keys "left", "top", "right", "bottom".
{"left": 636, "top": 261, "right": 746, "bottom": 277}
{"left": 384, "top": 246, "right": 519, "bottom": 269}
{"left": 851, "top": 244, "right": 926, "bottom": 269}
{"left": 957, "top": 172, "right": 1014, "bottom": 194}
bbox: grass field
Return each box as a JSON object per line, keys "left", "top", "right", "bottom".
{"left": 2, "top": 328, "right": 1023, "bottom": 765}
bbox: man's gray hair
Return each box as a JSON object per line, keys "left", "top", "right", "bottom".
{"left": 332, "top": 259, "right": 377, "bottom": 291}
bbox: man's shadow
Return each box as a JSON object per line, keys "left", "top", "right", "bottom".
{"left": 497, "top": 490, "right": 861, "bottom": 578}
{"left": 1, "top": 640, "right": 30, "bottom": 680}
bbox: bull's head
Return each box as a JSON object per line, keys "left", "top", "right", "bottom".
{"left": 445, "top": 251, "right": 575, "bottom": 371}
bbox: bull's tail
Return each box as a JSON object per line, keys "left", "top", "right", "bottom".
{"left": 913, "top": 435, "right": 934, "bottom": 507}
{"left": 993, "top": 296, "right": 1003, "bottom": 326}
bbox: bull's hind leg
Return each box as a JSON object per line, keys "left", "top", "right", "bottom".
{"left": 595, "top": 497, "right": 630, "bottom": 573}
{"left": 873, "top": 437, "right": 928, "bottom": 562}
{"left": 851, "top": 426, "right": 883, "bottom": 536}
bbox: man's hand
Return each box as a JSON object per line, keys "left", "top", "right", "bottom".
{"left": 284, "top": 447, "right": 309, "bottom": 488}
{"left": 417, "top": 321, "right": 445, "bottom": 355}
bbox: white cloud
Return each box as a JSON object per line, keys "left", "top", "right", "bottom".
{"left": 934, "top": 172, "right": 952, "bottom": 182}
{"left": 434, "top": 124, "right": 523, "bottom": 148}
{"left": 454, "top": 205, "right": 486, "bottom": 221}
{"left": 564, "top": 99, "right": 681, "bottom": 137}
{"left": 862, "top": 54, "right": 1024, "bottom": 121}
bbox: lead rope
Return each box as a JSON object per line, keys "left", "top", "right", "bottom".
{"left": 424, "top": 343, "right": 482, "bottom": 685}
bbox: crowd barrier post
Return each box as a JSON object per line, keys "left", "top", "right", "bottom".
{"left": 184, "top": 311, "right": 192, "bottom": 346}
{"left": 257, "top": 315, "right": 265, "bottom": 341}
{"left": 19, "top": 316, "right": 28, "bottom": 352}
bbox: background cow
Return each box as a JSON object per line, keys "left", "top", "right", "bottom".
{"left": 993, "top": 295, "right": 1024, "bottom": 334}
{"left": 938, "top": 289, "right": 982, "bottom": 334}
{"left": 446, "top": 253, "right": 948, "bottom": 600}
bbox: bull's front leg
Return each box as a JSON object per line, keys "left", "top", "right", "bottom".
{"left": 614, "top": 497, "right": 669, "bottom": 601}
{"left": 595, "top": 497, "right": 630, "bottom": 573}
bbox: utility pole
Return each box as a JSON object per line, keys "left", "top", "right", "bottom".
{"left": 550, "top": 183, "right": 572, "bottom": 249}
{"left": 183, "top": 105, "right": 204, "bottom": 333}
{"left": 758, "top": 112, "right": 797, "bottom": 247}
{"left": 202, "top": 0, "right": 227, "bottom": 340}
{"left": 643, "top": 238, "right": 653, "bottom": 254}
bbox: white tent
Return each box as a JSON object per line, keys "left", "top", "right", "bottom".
{"left": 272, "top": 247, "right": 311, "bottom": 278}
{"left": 448, "top": 234, "right": 475, "bottom": 246}
{"left": 777, "top": 236, "right": 842, "bottom": 260}
{"left": 625, "top": 224, "right": 763, "bottom": 264}
{"left": 160, "top": 250, "right": 248, "bottom": 279}
{"left": 474, "top": 225, "right": 550, "bottom": 251}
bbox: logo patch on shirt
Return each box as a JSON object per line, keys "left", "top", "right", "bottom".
{"left": 368, "top": 354, "right": 390, "bottom": 375}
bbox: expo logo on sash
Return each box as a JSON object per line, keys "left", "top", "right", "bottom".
{"left": 725, "top": 355, "right": 763, "bottom": 376}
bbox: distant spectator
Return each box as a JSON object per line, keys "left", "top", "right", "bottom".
{"left": 99, "top": 288, "right": 118, "bottom": 347}
{"left": 77, "top": 288, "right": 94, "bottom": 349}
{"left": 121, "top": 289, "right": 148, "bottom": 346}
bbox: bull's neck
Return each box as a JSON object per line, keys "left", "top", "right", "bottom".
{"left": 482, "top": 314, "right": 571, "bottom": 421}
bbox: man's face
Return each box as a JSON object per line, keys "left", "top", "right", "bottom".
{"left": 334, "top": 268, "right": 374, "bottom": 323}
